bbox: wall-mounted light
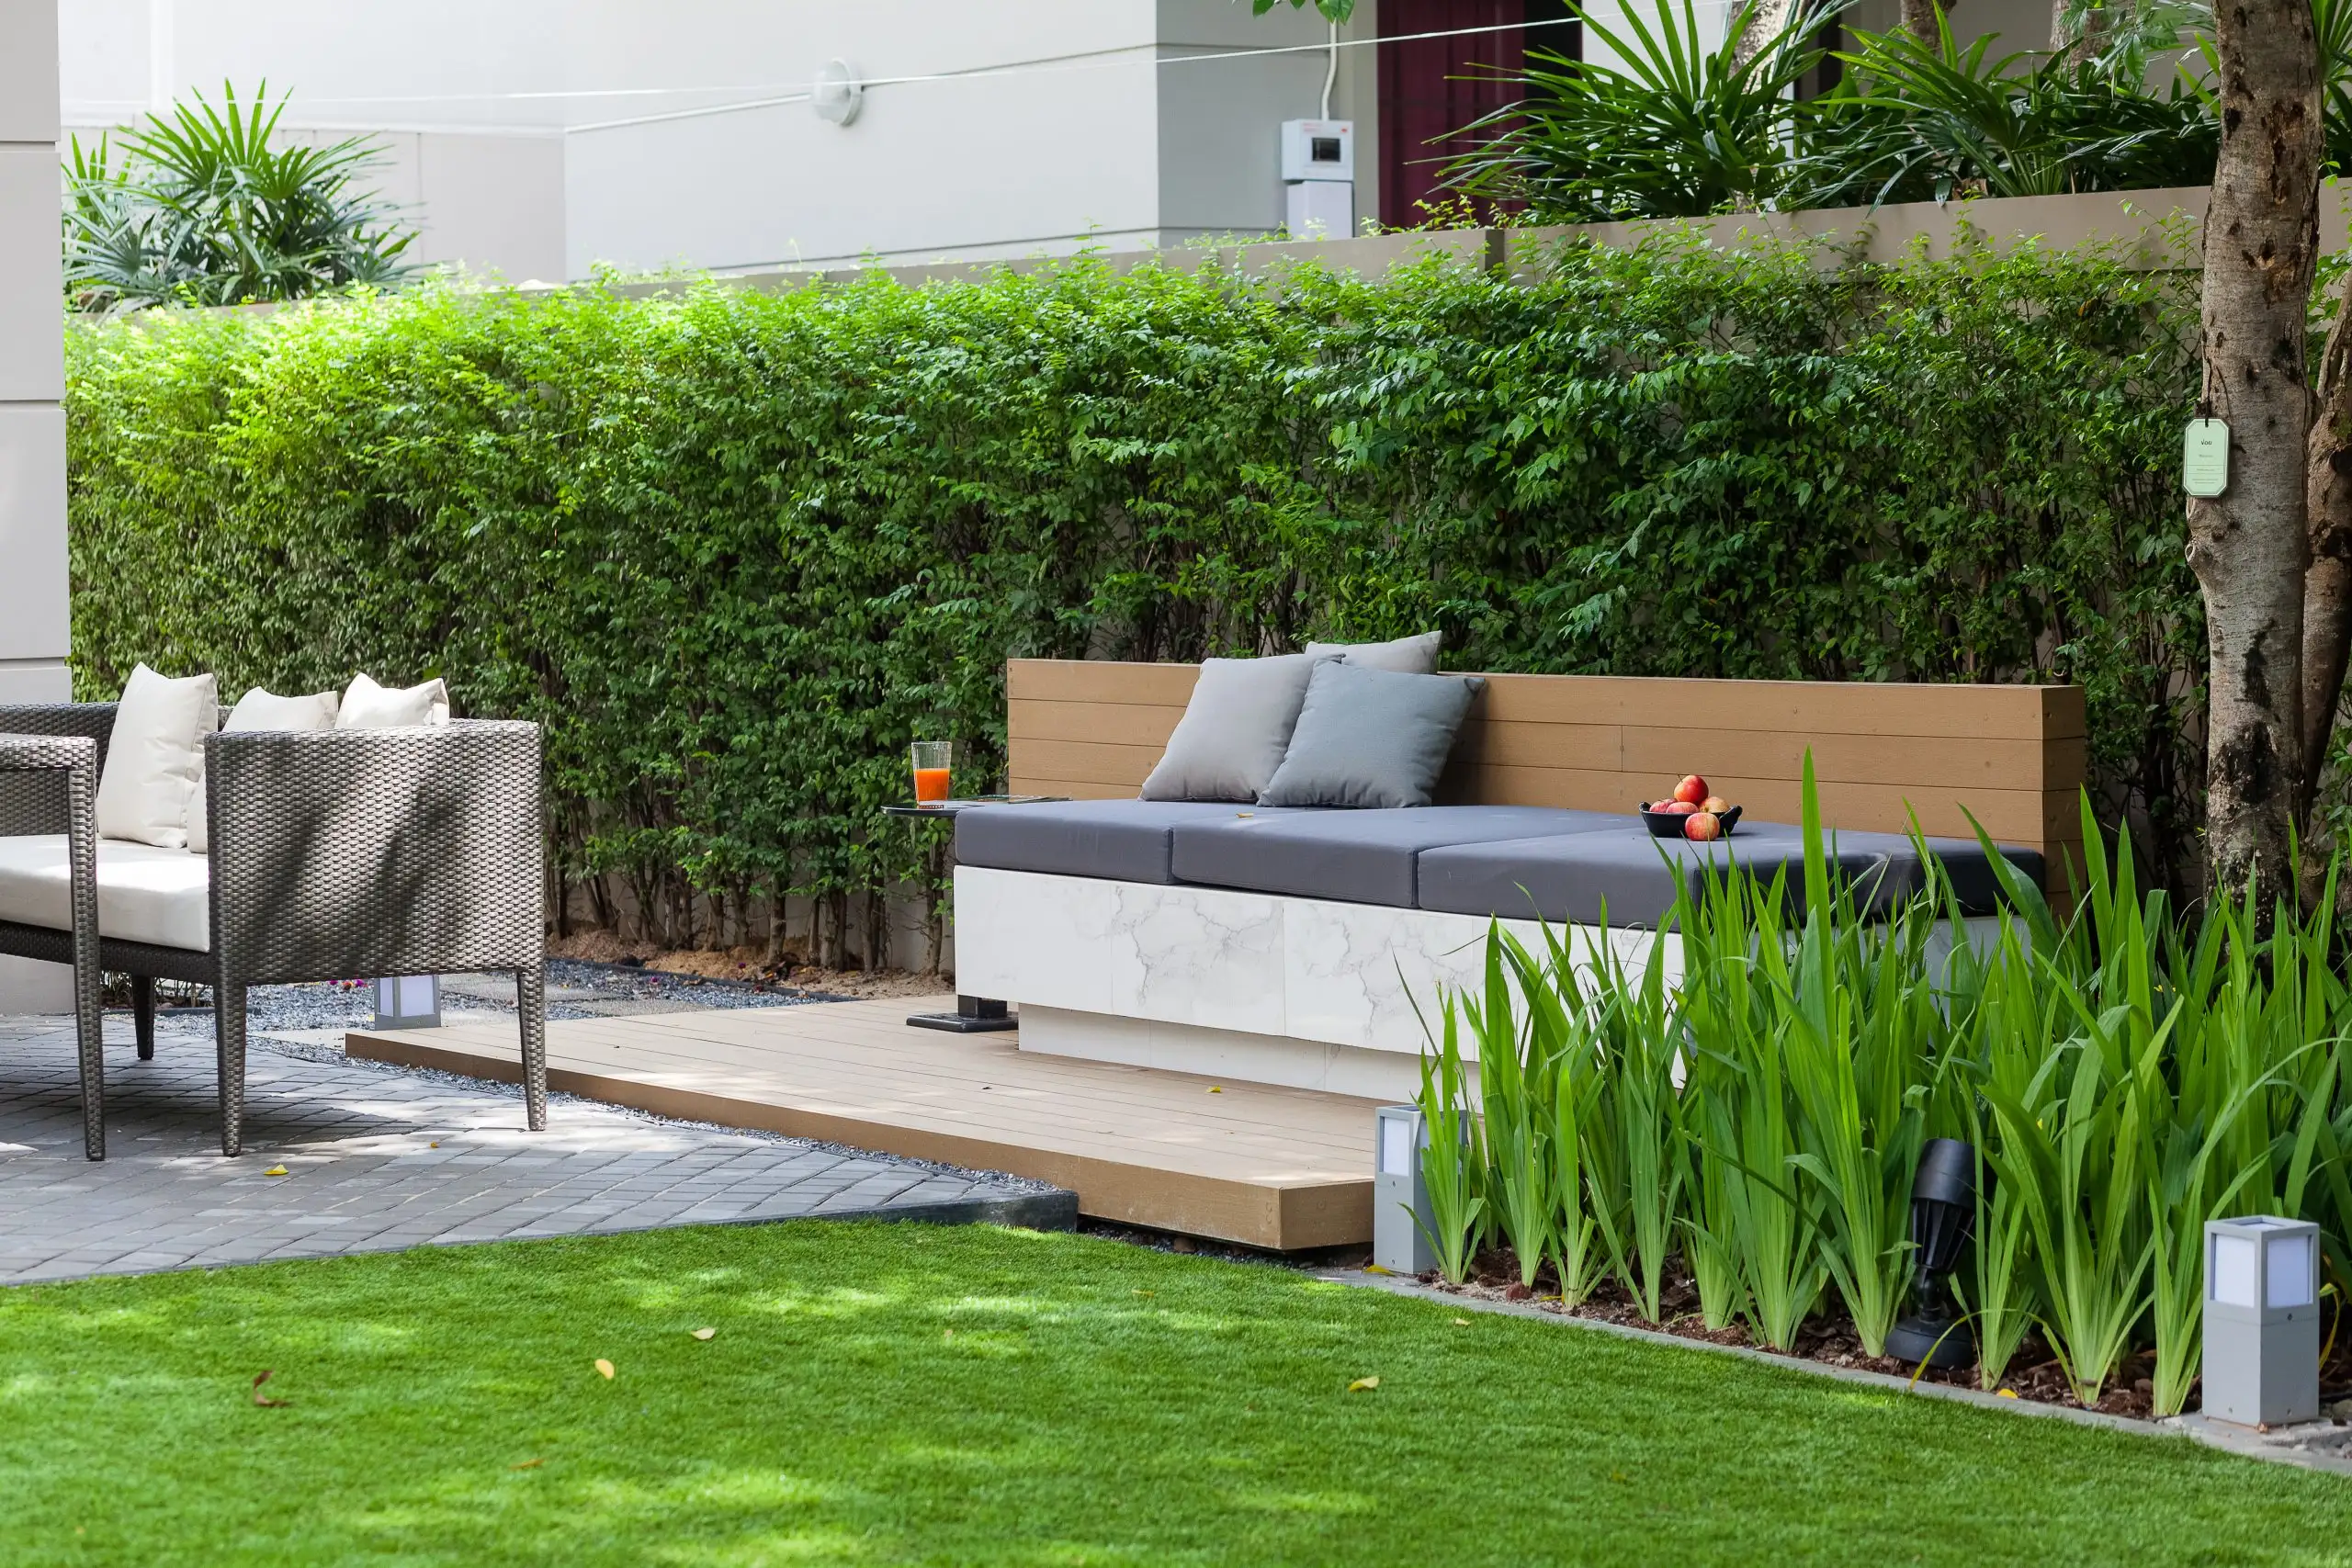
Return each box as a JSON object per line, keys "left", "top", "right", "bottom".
{"left": 813, "top": 60, "right": 864, "bottom": 126}
{"left": 2204, "top": 1216, "right": 2322, "bottom": 1427}
{"left": 1374, "top": 1105, "right": 1434, "bottom": 1276}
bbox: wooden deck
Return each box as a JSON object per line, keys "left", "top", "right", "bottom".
{"left": 345, "top": 997, "right": 1378, "bottom": 1251}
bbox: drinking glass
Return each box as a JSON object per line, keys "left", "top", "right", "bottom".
{"left": 910, "top": 740, "right": 952, "bottom": 805}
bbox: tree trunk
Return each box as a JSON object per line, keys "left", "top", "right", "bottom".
{"left": 1734, "top": 0, "right": 1797, "bottom": 65}
{"left": 2301, "top": 267, "right": 2352, "bottom": 828}
{"left": 2190, "top": 0, "right": 2324, "bottom": 900}
{"left": 1901, "top": 0, "right": 1950, "bottom": 45}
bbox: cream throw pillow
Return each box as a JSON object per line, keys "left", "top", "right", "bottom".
{"left": 187, "top": 686, "right": 342, "bottom": 854}
{"left": 337, "top": 673, "right": 451, "bottom": 728}
{"left": 95, "top": 663, "right": 218, "bottom": 851}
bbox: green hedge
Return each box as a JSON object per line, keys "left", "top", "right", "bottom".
{"left": 62, "top": 235, "right": 2205, "bottom": 953}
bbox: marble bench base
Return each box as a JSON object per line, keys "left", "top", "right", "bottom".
{"left": 953, "top": 865, "right": 1671, "bottom": 1096}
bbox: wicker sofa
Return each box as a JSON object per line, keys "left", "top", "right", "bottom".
{"left": 0, "top": 702, "right": 548, "bottom": 1161}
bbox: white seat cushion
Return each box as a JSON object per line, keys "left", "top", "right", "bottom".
{"left": 0, "top": 835, "right": 211, "bottom": 952}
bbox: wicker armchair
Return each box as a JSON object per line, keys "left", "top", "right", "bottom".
{"left": 0, "top": 703, "right": 548, "bottom": 1160}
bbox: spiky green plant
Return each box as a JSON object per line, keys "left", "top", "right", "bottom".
{"left": 1413, "top": 1007, "right": 1487, "bottom": 1284}
{"left": 1469, "top": 927, "right": 1556, "bottom": 1290}
{"left": 62, "top": 82, "right": 418, "bottom": 313}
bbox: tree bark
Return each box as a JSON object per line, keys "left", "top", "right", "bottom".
{"left": 1900, "top": 0, "right": 1950, "bottom": 45}
{"left": 2300, "top": 267, "right": 2352, "bottom": 827}
{"left": 1735, "top": 0, "right": 1797, "bottom": 65}
{"left": 2190, "top": 0, "right": 2324, "bottom": 901}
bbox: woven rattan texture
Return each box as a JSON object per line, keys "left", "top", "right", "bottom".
{"left": 0, "top": 706, "right": 548, "bottom": 1157}
{"left": 0, "top": 705, "right": 113, "bottom": 838}
{"left": 0, "top": 732, "right": 104, "bottom": 1156}
{"left": 206, "top": 721, "right": 545, "bottom": 984}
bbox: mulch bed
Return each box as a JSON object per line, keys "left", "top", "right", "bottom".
{"left": 1417, "top": 1247, "right": 2352, "bottom": 1421}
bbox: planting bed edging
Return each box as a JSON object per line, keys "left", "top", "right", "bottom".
{"left": 1316, "top": 1268, "right": 2352, "bottom": 1479}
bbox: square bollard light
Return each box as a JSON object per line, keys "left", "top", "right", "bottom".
{"left": 371, "top": 975, "right": 443, "bottom": 1031}
{"left": 1374, "top": 1105, "right": 1435, "bottom": 1277}
{"left": 2204, "top": 1215, "right": 2322, "bottom": 1427}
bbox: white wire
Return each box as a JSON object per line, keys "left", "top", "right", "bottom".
{"left": 254, "top": 15, "right": 1575, "bottom": 137}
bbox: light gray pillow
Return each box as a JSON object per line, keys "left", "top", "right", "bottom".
{"left": 1140, "top": 653, "right": 1328, "bottom": 803}
{"left": 1303, "top": 631, "right": 1442, "bottom": 674}
{"left": 1258, "top": 660, "right": 1485, "bottom": 809}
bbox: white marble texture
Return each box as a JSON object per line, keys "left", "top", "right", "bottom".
{"left": 1016, "top": 1005, "right": 1440, "bottom": 1102}
{"left": 955, "top": 866, "right": 1679, "bottom": 1090}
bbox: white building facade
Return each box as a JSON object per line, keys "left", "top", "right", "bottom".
{"left": 60, "top": 0, "right": 1401, "bottom": 281}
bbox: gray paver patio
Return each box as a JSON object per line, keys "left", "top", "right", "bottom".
{"left": 0, "top": 1012, "right": 1069, "bottom": 1286}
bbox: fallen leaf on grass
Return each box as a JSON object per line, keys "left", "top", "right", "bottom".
{"left": 251, "top": 1371, "right": 287, "bottom": 1407}
{"left": 1452, "top": 1317, "right": 1472, "bottom": 1327}
{"left": 509, "top": 1458, "right": 543, "bottom": 1471}
{"left": 262, "top": 1167, "right": 288, "bottom": 1178}
{"left": 690, "top": 1327, "right": 716, "bottom": 1341}
{"left": 1346, "top": 1376, "right": 1379, "bottom": 1393}
{"left": 594, "top": 1359, "right": 615, "bottom": 1380}
{"left": 1132, "top": 1289, "right": 1154, "bottom": 1297}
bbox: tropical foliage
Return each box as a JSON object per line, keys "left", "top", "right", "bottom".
{"left": 62, "top": 83, "right": 419, "bottom": 314}
{"left": 1417, "top": 771, "right": 2352, "bottom": 1414}
{"left": 64, "top": 235, "right": 2211, "bottom": 958}
{"left": 1439, "top": 0, "right": 2317, "bottom": 221}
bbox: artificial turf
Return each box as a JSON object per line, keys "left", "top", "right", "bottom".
{"left": 0, "top": 1222, "right": 2346, "bottom": 1566}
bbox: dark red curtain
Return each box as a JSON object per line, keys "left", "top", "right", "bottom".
{"left": 1376, "top": 0, "right": 1577, "bottom": 227}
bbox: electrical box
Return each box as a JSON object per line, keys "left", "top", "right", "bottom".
{"left": 1280, "top": 118, "right": 1354, "bottom": 183}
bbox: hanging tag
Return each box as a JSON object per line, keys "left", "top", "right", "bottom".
{"left": 2184, "top": 418, "right": 2230, "bottom": 498}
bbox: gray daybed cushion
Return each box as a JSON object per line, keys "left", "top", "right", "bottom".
{"left": 955, "top": 799, "right": 1307, "bottom": 885}
{"left": 1303, "top": 631, "right": 1442, "bottom": 674}
{"left": 1139, "top": 654, "right": 1325, "bottom": 803}
{"left": 1415, "top": 819, "right": 2044, "bottom": 928}
{"left": 1258, "top": 660, "right": 1485, "bottom": 810}
{"left": 1171, "top": 805, "right": 1622, "bottom": 908}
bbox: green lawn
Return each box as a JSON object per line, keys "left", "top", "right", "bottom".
{"left": 2, "top": 1223, "right": 2347, "bottom": 1567}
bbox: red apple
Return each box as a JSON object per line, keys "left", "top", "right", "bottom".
{"left": 1664, "top": 800, "right": 1698, "bottom": 815}
{"left": 1672, "top": 774, "right": 1708, "bottom": 806}
{"left": 1684, "top": 810, "right": 1723, "bottom": 841}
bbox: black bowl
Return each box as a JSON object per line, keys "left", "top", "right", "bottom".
{"left": 1637, "top": 802, "right": 1743, "bottom": 840}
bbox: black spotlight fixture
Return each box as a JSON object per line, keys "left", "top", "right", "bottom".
{"left": 1886, "top": 1137, "right": 1977, "bottom": 1370}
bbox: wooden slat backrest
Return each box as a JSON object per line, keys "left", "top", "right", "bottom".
{"left": 1006, "top": 659, "right": 2086, "bottom": 868}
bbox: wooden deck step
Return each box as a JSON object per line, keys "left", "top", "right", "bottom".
{"left": 345, "top": 996, "right": 1378, "bottom": 1251}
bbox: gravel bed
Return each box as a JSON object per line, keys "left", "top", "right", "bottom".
{"left": 142, "top": 958, "right": 836, "bottom": 1032}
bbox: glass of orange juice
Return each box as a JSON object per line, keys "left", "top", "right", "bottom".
{"left": 910, "top": 740, "right": 952, "bottom": 806}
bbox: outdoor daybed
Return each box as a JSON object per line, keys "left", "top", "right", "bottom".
{"left": 952, "top": 657, "right": 2079, "bottom": 1102}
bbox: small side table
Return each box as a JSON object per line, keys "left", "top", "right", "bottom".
{"left": 885, "top": 796, "right": 1064, "bottom": 1034}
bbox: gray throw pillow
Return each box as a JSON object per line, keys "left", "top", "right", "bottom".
{"left": 1303, "top": 630, "right": 1442, "bottom": 674}
{"left": 1140, "top": 653, "right": 1328, "bottom": 803}
{"left": 1258, "top": 660, "right": 1485, "bottom": 809}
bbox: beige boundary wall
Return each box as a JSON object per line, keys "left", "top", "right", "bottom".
{"left": 578, "top": 182, "right": 2352, "bottom": 302}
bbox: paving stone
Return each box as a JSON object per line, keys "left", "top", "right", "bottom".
{"left": 0, "top": 1013, "right": 1063, "bottom": 1286}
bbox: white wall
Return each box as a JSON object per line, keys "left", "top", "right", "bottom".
{"left": 57, "top": 0, "right": 1381, "bottom": 280}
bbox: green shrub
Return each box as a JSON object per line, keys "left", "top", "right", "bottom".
{"left": 64, "top": 232, "right": 2206, "bottom": 947}
{"left": 1420, "top": 779, "right": 2352, "bottom": 1412}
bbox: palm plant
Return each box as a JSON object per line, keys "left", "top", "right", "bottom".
{"left": 1440, "top": 0, "right": 1828, "bottom": 220}
{"left": 63, "top": 82, "right": 419, "bottom": 314}
{"left": 1788, "top": 15, "right": 2216, "bottom": 209}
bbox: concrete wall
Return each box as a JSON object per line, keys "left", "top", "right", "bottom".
{"left": 0, "top": 0, "right": 74, "bottom": 1010}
